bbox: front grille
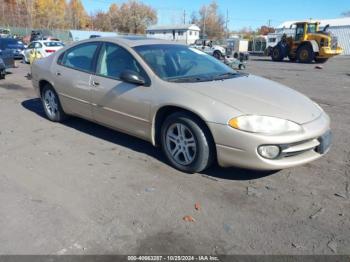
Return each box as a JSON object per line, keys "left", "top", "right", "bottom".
{"left": 280, "top": 139, "right": 320, "bottom": 158}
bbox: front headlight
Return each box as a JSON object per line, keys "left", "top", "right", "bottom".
{"left": 228, "top": 115, "right": 302, "bottom": 135}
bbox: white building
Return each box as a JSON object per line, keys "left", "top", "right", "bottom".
{"left": 276, "top": 17, "right": 350, "bottom": 55}
{"left": 146, "top": 24, "right": 200, "bottom": 45}
{"left": 69, "top": 30, "right": 118, "bottom": 42}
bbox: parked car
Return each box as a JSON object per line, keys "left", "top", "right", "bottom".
{"left": 0, "top": 38, "right": 25, "bottom": 59}
{"left": 191, "top": 39, "right": 227, "bottom": 59}
{"left": 0, "top": 49, "right": 15, "bottom": 80}
{"left": 90, "top": 35, "right": 101, "bottom": 38}
{"left": 0, "top": 28, "right": 11, "bottom": 38}
{"left": 23, "top": 40, "right": 64, "bottom": 63}
{"left": 31, "top": 37, "right": 332, "bottom": 173}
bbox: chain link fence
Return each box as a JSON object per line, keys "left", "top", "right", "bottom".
{"left": 1, "top": 26, "right": 147, "bottom": 44}
{"left": 1, "top": 26, "right": 70, "bottom": 42}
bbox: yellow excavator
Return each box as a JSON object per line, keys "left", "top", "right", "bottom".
{"left": 271, "top": 21, "right": 343, "bottom": 63}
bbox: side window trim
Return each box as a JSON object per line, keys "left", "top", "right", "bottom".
{"left": 57, "top": 41, "right": 101, "bottom": 74}
{"left": 95, "top": 42, "right": 151, "bottom": 85}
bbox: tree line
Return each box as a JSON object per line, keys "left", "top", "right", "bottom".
{"left": 0, "top": 0, "right": 282, "bottom": 38}
{"left": 0, "top": 0, "right": 227, "bottom": 37}
{"left": 0, "top": 0, "right": 158, "bottom": 34}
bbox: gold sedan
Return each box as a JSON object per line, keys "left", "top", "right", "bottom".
{"left": 31, "top": 37, "right": 331, "bottom": 173}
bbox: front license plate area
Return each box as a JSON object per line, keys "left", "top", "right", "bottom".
{"left": 316, "top": 130, "right": 332, "bottom": 154}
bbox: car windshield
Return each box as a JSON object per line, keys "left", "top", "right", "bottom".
{"left": 44, "top": 42, "right": 64, "bottom": 47}
{"left": 134, "top": 44, "right": 238, "bottom": 82}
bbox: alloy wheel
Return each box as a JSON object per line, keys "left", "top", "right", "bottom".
{"left": 43, "top": 89, "right": 58, "bottom": 118}
{"left": 165, "top": 123, "right": 197, "bottom": 166}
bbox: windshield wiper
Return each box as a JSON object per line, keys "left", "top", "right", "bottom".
{"left": 167, "top": 76, "right": 211, "bottom": 83}
{"left": 212, "top": 72, "right": 240, "bottom": 81}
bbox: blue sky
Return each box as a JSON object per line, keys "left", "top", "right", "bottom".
{"left": 83, "top": 0, "right": 349, "bottom": 30}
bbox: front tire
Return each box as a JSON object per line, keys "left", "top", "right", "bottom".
{"left": 161, "top": 112, "right": 214, "bottom": 173}
{"left": 41, "top": 85, "right": 67, "bottom": 122}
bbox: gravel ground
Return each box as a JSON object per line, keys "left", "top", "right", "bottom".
{"left": 0, "top": 56, "right": 349, "bottom": 255}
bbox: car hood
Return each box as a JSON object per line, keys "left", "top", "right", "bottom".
{"left": 184, "top": 74, "right": 321, "bottom": 124}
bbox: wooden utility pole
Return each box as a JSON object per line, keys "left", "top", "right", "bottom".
{"left": 225, "top": 8, "right": 229, "bottom": 38}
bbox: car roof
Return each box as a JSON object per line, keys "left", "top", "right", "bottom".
{"left": 80, "top": 36, "right": 185, "bottom": 47}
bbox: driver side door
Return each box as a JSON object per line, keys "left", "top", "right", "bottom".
{"left": 90, "top": 42, "right": 152, "bottom": 140}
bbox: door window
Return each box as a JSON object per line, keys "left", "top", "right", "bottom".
{"left": 34, "top": 42, "right": 42, "bottom": 48}
{"left": 27, "top": 42, "right": 35, "bottom": 49}
{"left": 96, "top": 43, "right": 145, "bottom": 80}
{"left": 61, "top": 42, "right": 99, "bottom": 73}
{"left": 295, "top": 25, "right": 304, "bottom": 41}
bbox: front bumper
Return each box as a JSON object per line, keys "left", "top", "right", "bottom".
{"left": 208, "top": 112, "right": 331, "bottom": 170}
{"left": 319, "top": 47, "right": 343, "bottom": 57}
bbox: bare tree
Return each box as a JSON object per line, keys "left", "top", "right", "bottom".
{"left": 199, "top": 1, "right": 225, "bottom": 39}
{"left": 117, "top": 0, "right": 157, "bottom": 34}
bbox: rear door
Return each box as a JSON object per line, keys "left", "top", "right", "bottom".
{"left": 53, "top": 42, "right": 100, "bottom": 119}
{"left": 90, "top": 42, "right": 152, "bottom": 140}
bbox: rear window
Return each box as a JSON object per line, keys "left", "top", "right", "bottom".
{"left": 44, "top": 42, "right": 64, "bottom": 47}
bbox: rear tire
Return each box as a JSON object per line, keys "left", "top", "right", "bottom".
{"left": 271, "top": 46, "right": 284, "bottom": 61}
{"left": 315, "top": 58, "right": 329, "bottom": 64}
{"left": 41, "top": 85, "right": 67, "bottom": 122}
{"left": 161, "top": 112, "right": 214, "bottom": 173}
{"left": 213, "top": 51, "right": 222, "bottom": 60}
{"left": 297, "top": 45, "right": 314, "bottom": 63}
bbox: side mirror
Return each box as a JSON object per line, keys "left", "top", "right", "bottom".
{"left": 120, "top": 70, "right": 146, "bottom": 85}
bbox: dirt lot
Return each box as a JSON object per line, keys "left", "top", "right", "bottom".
{"left": 0, "top": 56, "right": 349, "bottom": 255}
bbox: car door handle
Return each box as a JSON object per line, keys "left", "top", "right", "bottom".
{"left": 56, "top": 72, "right": 61, "bottom": 76}
{"left": 92, "top": 81, "right": 100, "bottom": 86}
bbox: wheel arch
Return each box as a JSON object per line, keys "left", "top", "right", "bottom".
{"left": 299, "top": 40, "right": 319, "bottom": 53}
{"left": 38, "top": 79, "right": 55, "bottom": 97}
{"left": 152, "top": 105, "right": 216, "bottom": 151}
